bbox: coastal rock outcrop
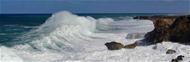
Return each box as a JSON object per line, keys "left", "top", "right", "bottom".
{"left": 135, "top": 15, "right": 190, "bottom": 45}
{"left": 169, "top": 16, "right": 190, "bottom": 44}
{"left": 105, "top": 41, "right": 137, "bottom": 50}
{"left": 124, "top": 42, "right": 137, "bottom": 49}
{"left": 105, "top": 41, "right": 125, "bottom": 50}
{"left": 166, "top": 49, "right": 176, "bottom": 54}
{"left": 105, "top": 15, "right": 190, "bottom": 50}
{"left": 171, "top": 55, "right": 184, "bottom": 62}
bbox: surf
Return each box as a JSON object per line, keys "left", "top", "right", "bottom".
{"left": 0, "top": 11, "right": 155, "bottom": 62}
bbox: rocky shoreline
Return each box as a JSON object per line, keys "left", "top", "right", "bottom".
{"left": 136, "top": 15, "right": 190, "bottom": 45}
{"left": 105, "top": 15, "right": 190, "bottom": 50}
{"left": 104, "top": 15, "right": 190, "bottom": 62}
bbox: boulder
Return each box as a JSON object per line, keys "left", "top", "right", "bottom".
{"left": 166, "top": 49, "right": 176, "bottom": 54}
{"left": 124, "top": 42, "right": 137, "bottom": 49}
{"left": 171, "top": 55, "right": 184, "bottom": 62}
{"left": 176, "top": 55, "right": 184, "bottom": 61}
{"left": 171, "top": 59, "right": 178, "bottom": 62}
{"left": 105, "top": 41, "right": 125, "bottom": 50}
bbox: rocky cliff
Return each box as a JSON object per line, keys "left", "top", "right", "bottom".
{"left": 134, "top": 15, "right": 190, "bottom": 45}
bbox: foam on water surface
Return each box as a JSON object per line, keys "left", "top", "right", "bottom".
{"left": 1, "top": 11, "right": 190, "bottom": 62}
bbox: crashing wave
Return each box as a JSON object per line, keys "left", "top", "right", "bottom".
{"left": 0, "top": 11, "right": 156, "bottom": 62}
{"left": 12, "top": 11, "right": 154, "bottom": 51}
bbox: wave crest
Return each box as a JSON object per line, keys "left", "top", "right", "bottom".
{"left": 1, "top": 11, "right": 156, "bottom": 62}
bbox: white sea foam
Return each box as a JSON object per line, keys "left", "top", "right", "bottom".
{"left": 0, "top": 46, "right": 23, "bottom": 62}
{"left": 1, "top": 11, "right": 190, "bottom": 62}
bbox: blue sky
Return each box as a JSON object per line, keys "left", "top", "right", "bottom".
{"left": 0, "top": 0, "right": 189, "bottom": 14}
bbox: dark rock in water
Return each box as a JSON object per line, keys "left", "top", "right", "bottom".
{"left": 134, "top": 16, "right": 177, "bottom": 21}
{"left": 152, "top": 45, "right": 157, "bottom": 50}
{"left": 166, "top": 49, "right": 176, "bottom": 54}
{"left": 143, "top": 16, "right": 176, "bottom": 44}
{"left": 171, "top": 55, "right": 184, "bottom": 62}
{"left": 169, "top": 16, "right": 190, "bottom": 44}
{"left": 105, "top": 41, "right": 125, "bottom": 50}
{"left": 176, "top": 55, "right": 184, "bottom": 60}
{"left": 124, "top": 42, "right": 137, "bottom": 49}
{"left": 135, "top": 15, "right": 190, "bottom": 45}
{"left": 171, "top": 59, "right": 178, "bottom": 62}
{"left": 133, "top": 16, "right": 151, "bottom": 20}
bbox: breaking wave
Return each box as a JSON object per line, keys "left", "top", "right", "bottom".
{"left": 0, "top": 11, "right": 156, "bottom": 62}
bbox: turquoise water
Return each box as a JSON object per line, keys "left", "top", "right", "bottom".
{"left": 0, "top": 14, "right": 49, "bottom": 44}
{"left": 1, "top": 12, "right": 190, "bottom": 62}
{"left": 0, "top": 13, "right": 168, "bottom": 45}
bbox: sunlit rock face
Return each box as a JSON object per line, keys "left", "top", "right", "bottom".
{"left": 134, "top": 15, "right": 190, "bottom": 45}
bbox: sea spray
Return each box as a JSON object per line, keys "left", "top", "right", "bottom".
{"left": 0, "top": 11, "right": 161, "bottom": 62}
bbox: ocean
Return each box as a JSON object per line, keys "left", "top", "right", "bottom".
{"left": 0, "top": 11, "right": 190, "bottom": 62}
{"left": 0, "top": 13, "right": 165, "bottom": 44}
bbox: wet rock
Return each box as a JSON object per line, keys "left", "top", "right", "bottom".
{"left": 105, "top": 41, "right": 125, "bottom": 50}
{"left": 138, "top": 15, "right": 190, "bottom": 45}
{"left": 124, "top": 42, "right": 137, "bottom": 49}
{"left": 171, "top": 59, "right": 178, "bottom": 62}
{"left": 169, "top": 16, "right": 190, "bottom": 44}
{"left": 143, "top": 16, "right": 176, "bottom": 44}
{"left": 171, "top": 55, "right": 184, "bottom": 62}
{"left": 176, "top": 55, "right": 184, "bottom": 60}
{"left": 166, "top": 49, "right": 176, "bottom": 54}
{"left": 134, "top": 16, "right": 177, "bottom": 21}
{"left": 133, "top": 16, "right": 151, "bottom": 20}
{"left": 152, "top": 45, "right": 157, "bottom": 50}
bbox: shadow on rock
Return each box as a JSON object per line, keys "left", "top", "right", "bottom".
{"left": 137, "top": 15, "right": 190, "bottom": 45}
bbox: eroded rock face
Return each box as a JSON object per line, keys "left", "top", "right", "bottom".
{"left": 136, "top": 15, "right": 190, "bottom": 45}
{"left": 105, "top": 15, "right": 190, "bottom": 50}
{"left": 169, "top": 16, "right": 190, "bottom": 44}
{"left": 145, "top": 18, "right": 176, "bottom": 44}
{"left": 105, "top": 41, "right": 125, "bottom": 50}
